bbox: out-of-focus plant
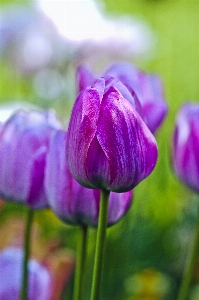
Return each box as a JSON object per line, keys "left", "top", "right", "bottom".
{"left": 124, "top": 268, "right": 172, "bottom": 300}
{"left": 172, "top": 103, "right": 199, "bottom": 300}
{"left": 0, "top": 246, "right": 52, "bottom": 300}
{"left": 0, "top": 109, "right": 61, "bottom": 300}
{"left": 45, "top": 129, "right": 133, "bottom": 299}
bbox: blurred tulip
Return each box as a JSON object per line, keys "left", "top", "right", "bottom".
{"left": 66, "top": 76, "right": 158, "bottom": 193}
{"left": 76, "top": 62, "right": 168, "bottom": 133}
{"left": 172, "top": 103, "right": 199, "bottom": 192}
{"left": 104, "top": 62, "right": 168, "bottom": 133}
{"left": 0, "top": 247, "right": 52, "bottom": 300}
{"left": 76, "top": 65, "right": 95, "bottom": 94}
{"left": 0, "top": 109, "right": 61, "bottom": 209}
{"left": 45, "top": 130, "right": 133, "bottom": 227}
{"left": 76, "top": 66, "right": 143, "bottom": 117}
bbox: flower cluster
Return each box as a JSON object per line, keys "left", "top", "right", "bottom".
{"left": 0, "top": 61, "right": 167, "bottom": 298}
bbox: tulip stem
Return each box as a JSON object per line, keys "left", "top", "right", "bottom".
{"left": 73, "top": 225, "right": 88, "bottom": 300}
{"left": 177, "top": 202, "right": 199, "bottom": 300}
{"left": 20, "top": 207, "right": 34, "bottom": 300}
{"left": 90, "top": 189, "right": 110, "bottom": 300}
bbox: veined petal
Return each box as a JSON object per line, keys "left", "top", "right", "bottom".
{"left": 67, "top": 78, "right": 105, "bottom": 188}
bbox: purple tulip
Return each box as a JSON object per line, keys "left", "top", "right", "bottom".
{"left": 0, "top": 109, "right": 61, "bottom": 209}
{"left": 45, "top": 130, "right": 132, "bottom": 227}
{"left": 172, "top": 103, "right": 199, "bottom": 192}
{"left": 0, "top": 247, "right": 52, "bottom": 300}
{"left": 76, "top": 62, "right": 168, "bottom": 133}
{"left": 66, "top": 76, "right": 158, "bottom": 193}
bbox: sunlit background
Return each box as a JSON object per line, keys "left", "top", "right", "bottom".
{"left": 1, "top": 0, "right": 199, "bottom": 299}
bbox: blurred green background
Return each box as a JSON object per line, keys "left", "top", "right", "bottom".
{"left": 1, "top": 0, "right": 199, "bottom": 299}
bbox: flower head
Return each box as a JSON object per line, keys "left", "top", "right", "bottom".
{"left": 0, "top": 247, "right": 52, "bottom": 300}
{"left": 45, "top": 130, "right": 132, "bottom": 227}
{"left": 172, "top": 103, "right": 199, "bottom": 192}
{"left": 66, "top": 76, "right": 158, "bottom": 192}
{"left": 0, "top": 109, "right": 61, "bottom": 209}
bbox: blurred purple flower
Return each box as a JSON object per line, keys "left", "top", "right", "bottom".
{"left": 66, "top": 76, "right": 158, "bottom": 193}
{"left": 76, "top": 62, "right": 168, "bottom": 133}
{"left": 104, "top": 62, "right": 168, "bottom": 133}
{"left": 0, "top": 109, "right": 61, "bottom": 209}
{"left": 172, "top": 103, "right": 199, "bottom": 192}
{"left": 45, "top": 130, "right": 132, "bottom": 227}
{"left": 0, "top": 247, "right": 52, "bottom": 300}
{"left": 76, "top": 65, "right": 95, "bottom": 94}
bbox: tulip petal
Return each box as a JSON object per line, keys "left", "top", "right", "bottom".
{"left": 108, "top": 190, "right": 133, "bottom": 225}
{"left": 67, "top": 78, "right": 105, "bottom": 188}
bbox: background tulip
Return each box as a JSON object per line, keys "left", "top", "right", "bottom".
{"left": 104, "top": 62, "right": 168, "bottom": 133}
{"left": 172, "top": 103, "right": 199, "bottom": 192}
{"left": 45, "top": 130, "right": 133, "bottom": 227}
{"left": 66, "top": 76, "right": 158, "bottom": 193}
{"left": 0, "top": 109, "right": 61, "bottom": 209}
{"left": 0, "top": 247, "right": 52, "bottom": 300}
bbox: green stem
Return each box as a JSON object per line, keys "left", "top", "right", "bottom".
{"left": 177, "top": 203, "right": 199, "bottom": 300}
{"left": 20, "top": 207, "right": 34, "bottom": 300}
{"left": 90, "top": 189, "right": 110, "bottom": 300}
{"left": 73, "top": 225, "right": 88, "bottom": 300}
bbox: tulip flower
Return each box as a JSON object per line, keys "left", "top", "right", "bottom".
{"left": 45, "top": 130, "right": 133, "bottom": 227}
{"left": 0, "top": 109, "right": 61, "bottom": 209}
{"left": 172, "top": 103, "right": 199, "bottom": 300}
{"left": 0, "top": 247, "right": 52, "bottom": 300}
{"left": 172, "top": 103, "right": 199, "bottom": 192}
{"left": 76, "top": 62, "right": 168, "bottom": 133}
{"left": 104, "top": 62, "right": 168, "bottom": 133}
{"left": 66, "top": 76, "right": 158, "bottom": 193}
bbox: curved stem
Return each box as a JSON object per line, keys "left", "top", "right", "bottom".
{"left": 20, "top": 207, "right": 34, "bottom": 300}
{"left": 73, "top": 225, "right": 88, "bottom": 300}
{"left": 177, "top": 203, "right": 199, "bottom": 300}
{"left": 90, "top": 189, "right": 110, "bottom": 300}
